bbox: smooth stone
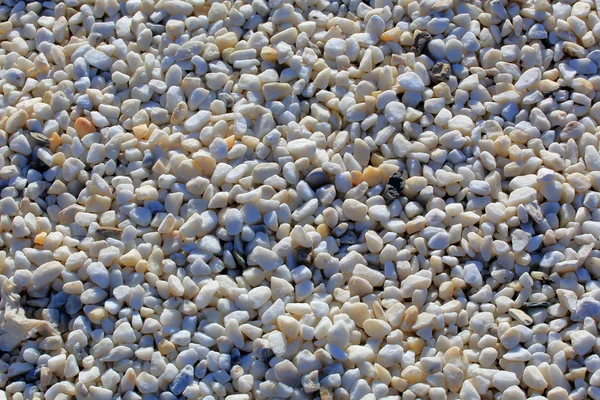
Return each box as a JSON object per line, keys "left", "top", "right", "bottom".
{"left": 86, "top": 262, "right": 110, "bottom": 289}
{"left": 342, "top": 199, "right": 368, "bottom": 221}
{"left": 384, "top": 102, "right": 406, "bottom": 124}
{"left": 570, "top": 330, "right": 596, "bottom": 355}
{"left": 247, "top": 247, "right": 283, "bottom": 272}
{"left": 31, "top": 261, "right": 64, "bottom": 287}
{"left": 84, "top": 49, "right": 113, "bottom": 70}
{"left": 397, "top": 72, "right": 425, "bottom": 92}
{"left": 515, "top": 68, "right": 541, "bottom": 91}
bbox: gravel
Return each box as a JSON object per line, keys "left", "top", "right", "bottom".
{"left": 0, "top": 0, "right": 600, "bottom": 399}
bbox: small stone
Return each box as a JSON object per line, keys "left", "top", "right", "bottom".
{"left": 492, "top": 371, "right": 520, "bottom": 391}
{"left": 74, "top": 117, "right": 96, "bottom": 137}
{"left": 411, "top": 32, "right": 432, "bottom": 55}
{"left": 288, "top": 139, "right": 317, "bottom": 159}
{"left": 503, "top": 346, "right": 531, "bottom": 362}
{"left": 94, "top": 227, "right": 122, "bottom": 241}
{"left": 324, "top": 38, "right": 346, "bottom": 59}
{"left": 170, "top": 365, "right": 194, "bottom": 395}
{"left": 263, "top": 83, "right": 291, "bottom": 101}
{"left": 342, "top": 199, "right": 369, "bottom": 221}
{"left": 247, "top": 247, "right": 283, "bottom": 272}
{"left": 515, "top": 68, "right": 542, "bottom": 91}
{"left": 233, "top": 250, "right": 246, "bottom": 269}
{"left": 225, "top": 208, "right": 243, "bottom": 236}
{"left": 508, "top": 309, "right": 533, "bottom": 325}
{"left": 302, "top": 370, "right": 320, "bottom": 393}
{"left": 430, "top": 62, "right": 451, "bottom": 84}
{"left": 184, "top": 110, "right": 211, "bottom": 132}
{"left": 570, "top": 330, "right": 596, "bottom": 355}
{"left": 574, "top": 298, "right": 600, "bottom": 321}
{"left": 30, "top": 132, "right": 50, "bottom": 146}
{"left": 5, "top": 110, "right": 28, "bottom": 134}
{"left": 295, "top": 247, "right": 312, "bottom": 266}
{"left": 136, "top": 372, "right": 159, "bottom": 394}
{"left": 463, "top": 262, "right": 483, "bottom": 287}
{"left": 87, "top": 262, "right": 110, "bottom": 289}
{"left": 304, "top": 168, "right": 331, "bottom": 190}
{"left": 384, "top": 102, "right": 406, "bottom": 124}
{"left": 445, "top": 39, "right": 463, "bottom": 63}
{"left": 382, "top": 171, "right": 405, "bottom": 203}
{"left": 398, "top": 72, "right": 425, "bottom": 92}
{"left": 31, "top": 261, "right": 64, "bottom": 287}
{"left": 428, "top": 232, "right": 449, "bottom": 250}
{"left": 363, "top": 319, "right": 391, "bottom": 340}
{"left": 522, "top": 366, "right": 548, "bottom": 391}
{"left": 84, "top": 49, "right": 113, "bottom": 70}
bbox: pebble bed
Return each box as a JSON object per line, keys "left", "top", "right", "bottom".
{"left": 1, "top": 0, "right": 600, "bottom": 399}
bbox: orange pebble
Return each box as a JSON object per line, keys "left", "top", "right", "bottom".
{"left": 225, "top": 135, "right": 235, "bottom": 149}
{"left": 74, "top": 117, "right": 96, "bottom": 138}
{"left": 34, "top": 232, "right": 47, "bottom": 245}
{"left": 48, "top": 132, "right": 61, "bottom": 152}
{"left": 350, "top": 171, "right": 362, "bottom": 186}
{"left": 362, "top": 166, "right": 382, "bottom": 186}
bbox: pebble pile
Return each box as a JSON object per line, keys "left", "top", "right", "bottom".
{"left": 1, "top": 0, "right": 600, "bottom": 399}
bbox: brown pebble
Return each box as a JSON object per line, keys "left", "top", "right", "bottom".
{"left": 430, "top": 62, "right": 451, "bottom": 84}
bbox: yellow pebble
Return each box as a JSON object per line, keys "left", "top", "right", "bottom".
{"left": 34, "top": 232, "right": 47, "bottom": 245}
{"left": 158, "top": 339, "right": 175, "bottom": 355}
{"left": 362, "top": 166, "right": 382, "bottom": 186}
{"left": 87, "top": 308, "right": 107, "bottom": 324}
{"left": 225, "top": 135, "right": 235, "bottom": 149}
{"left": 350, "top": 171, "right": 362, "bottom": 186}
{"left": 316, "top": 223, "right": 330, "bottom": 238}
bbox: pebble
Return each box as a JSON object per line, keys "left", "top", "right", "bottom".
{"left": 515, "top": 68, "right": 542, "bottom": 91}
{"left": 570, "top": 331, "right": 596, "bottom": 356}
{"left": 136, "top": 372, "right": 159, "bottom": 393}
{"left": 384, "top": 102, "right": 407, "bottom": 124}
{"left": 397, "top": 72, "right": 425, "bottom": 92}
{"left": 84, "top": 49, "right": 113, "bottom": 70}
{"left": 247, "top": 247, "right": 283, "bottom": 272}
{"left": 492, "top": 371, "right": 520, "bottom": 391}
{"left": 86, "top": 262, "right": 110, "bottom": 289}
{"left": 0, "top": 1, "right": 597, "bottom": 399}
{"left": 31, "top": 261, "right": 64, "bottom": 287}
{"left": 382, "top": 171, "right": 405, "bottom": 204}
{"left": 522, "top": 366, "right": 548, "bottom": 391}
{"left": 342, "top": 199, "right": 368, "bottom": 221}
{"left": 411, "top": 32, "right": 431, "bottom": 56}
{"left": 430, "top": 62, "right": 451, "bottom": 84}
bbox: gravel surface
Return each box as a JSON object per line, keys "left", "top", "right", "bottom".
{"left": 0, "top": 0, "right": 600, "bottom": 399}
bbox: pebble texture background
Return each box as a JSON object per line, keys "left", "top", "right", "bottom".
{"left": 0, "top": 0, "right": 600, "bottom": 399}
